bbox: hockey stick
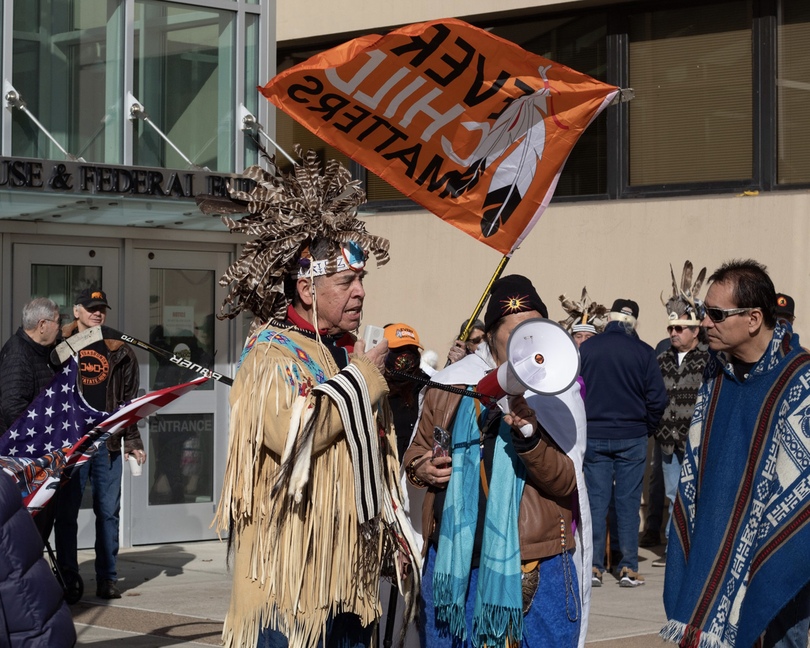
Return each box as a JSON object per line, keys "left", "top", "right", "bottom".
{"left": 103, "top": 327, "right": 234, "bottom": 386}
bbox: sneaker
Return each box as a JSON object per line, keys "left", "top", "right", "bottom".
{"left": 96, "top": 579, "right": 122, "bottom": 599}
{"left": 591, "top": 568, "right": 603, "bottom": 588}
{"left": 652, "top": 557, "right": 667, "bottom": 568}
{"left": 618, "top": 567, "right": 645, "bottom": 588}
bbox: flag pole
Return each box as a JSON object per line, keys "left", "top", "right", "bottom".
{"left": 458, "top": 254, "right": 511, "bottom": 342}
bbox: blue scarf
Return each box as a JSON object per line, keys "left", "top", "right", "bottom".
{"left": 433, "top": 395, "right": 526, "bottom": 647}
{"left": 662, "top": 324, "right": 810, "bottom": 648}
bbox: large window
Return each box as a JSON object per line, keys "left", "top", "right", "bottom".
{"left": 133, "top": 2, "right": 235, "bottom": 171}
{"left": 12, "top": 0, "right": 124, "bottom": 163}
{"left": 628, "top": 2, "right": 753, "bottom": 186}
{"left": 777, "top": 3, "right": 810, "bottom": 185}
{"left": 5, "top": 0, "right": 267, "bottom": 174}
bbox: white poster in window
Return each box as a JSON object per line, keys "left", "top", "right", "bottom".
{"left": 164, "top": 306, "right": 195, "bottom": 336}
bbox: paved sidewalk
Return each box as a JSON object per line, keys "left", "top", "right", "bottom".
{"left": 71, "top": 541, "right": 669, "bottom": 646}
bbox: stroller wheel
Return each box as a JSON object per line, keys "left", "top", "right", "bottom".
{"left": 62, "top": 571, "right": 84, "bottom": 605}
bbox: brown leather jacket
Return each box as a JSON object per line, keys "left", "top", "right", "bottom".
{"left": 403, "top": 387, "right": 577, "bottom": 561}
{"left": 62, "top": 321, "right": 142, "bottom": 453}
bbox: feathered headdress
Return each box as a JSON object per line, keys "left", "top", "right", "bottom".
{"left": 197, "top": 148, "right": 390, "bottom": 322}
{"left": 661, "top": 261, "right": 706, "bottom": 326}
{"left": 558, "top": 287, "right": 609, "bottom": 334}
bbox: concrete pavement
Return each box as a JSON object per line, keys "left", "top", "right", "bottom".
{"left": 70, "top": 541, "right": 670, "bottom": 646}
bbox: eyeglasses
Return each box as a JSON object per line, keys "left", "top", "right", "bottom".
{"left": 704, "top": 306, "right": 753, "bottom": 323}
{"left": 667, "top": 325, "right": 687, "bottom": 333}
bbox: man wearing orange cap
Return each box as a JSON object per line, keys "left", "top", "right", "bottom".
{"left": 383, "top": 323, "right": 429, "bottom": 459}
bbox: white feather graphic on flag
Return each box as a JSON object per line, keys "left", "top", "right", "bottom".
{"left": 442, "top": 66, "right": 553, "bottom": 237}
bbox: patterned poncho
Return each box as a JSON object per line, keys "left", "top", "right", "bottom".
{"left": 661, "top": 323, "right": 810, "bottom": 647}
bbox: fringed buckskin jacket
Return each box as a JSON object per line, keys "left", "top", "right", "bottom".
{"left": 215, "top": 320, "right": 419, "bottom": 648}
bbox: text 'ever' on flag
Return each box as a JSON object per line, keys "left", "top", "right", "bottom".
{"left": 260, "top": 18, "right": 619, "bottom": 256}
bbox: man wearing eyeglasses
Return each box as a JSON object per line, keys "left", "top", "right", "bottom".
{"left": 0, "top": 297, "right": 62, "bottom": 541}
{"left": 650, "top": 308, "right": 708, "bottom": 569}
{"left": 0, "top": 297, "right": 61, "bottom": 437}
{"left": 662, "top": 260, "right": 810, "bottom": 648}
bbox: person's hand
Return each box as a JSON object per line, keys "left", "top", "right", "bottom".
{"left": 126, "top": 448, "right": 147, "bottom": 465}
{"left": 413, "top": 450, "right": 452, "bottom": 488}
{"left": 504, "top": 394, "right": 537, "bottom": 438}
{"left": 353, "top": 338, "right": 389, "bottom": 373}
{"left": 447, "top": 340, "right": 466, "bottom": 364}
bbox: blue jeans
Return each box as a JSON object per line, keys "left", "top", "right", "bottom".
{"left": 661, "top": 449, "right": 683, "bottom": 545}
{"left": 420, "top": 545, "right": 580, "bottom": 647}
{"left": 584, "top": 436, "right": 647, "bottom": 573}
{"left": 256, "top": 614, "right": 372, "bottom": 648}
{"left": 54, "top": 443, "right": 122, "bottom": 582}
{"left": 763, "top": 581, "right": 810, "bottom": 648}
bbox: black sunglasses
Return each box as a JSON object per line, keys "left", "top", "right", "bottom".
{"left": 667, "top": 325, "right": 689, "bottom": 333}
{"left": 704, "top": 306, "right": 753, "bottom": 323}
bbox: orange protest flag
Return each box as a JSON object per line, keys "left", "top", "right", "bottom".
{"left": 261, "top": 18, "right": 619, "bottom": 256}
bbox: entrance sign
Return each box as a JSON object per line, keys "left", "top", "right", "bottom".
{"left": 261, "top": 18, "right": 619, "bottom": 255}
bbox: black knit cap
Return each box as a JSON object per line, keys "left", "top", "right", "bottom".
{"left": 484, "top": 275, "right": 548, "bottom": 332}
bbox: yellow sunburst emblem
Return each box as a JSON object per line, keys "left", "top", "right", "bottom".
{"left": 502, "top": 294, "right": 529, "bottom": 313}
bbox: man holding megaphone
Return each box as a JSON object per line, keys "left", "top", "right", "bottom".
{"left": 403, "top": 275, "right": 592, "bottom": 648}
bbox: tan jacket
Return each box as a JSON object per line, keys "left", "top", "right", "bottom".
{"left": 402, "top": 386, "right": 577, "bottom": 561}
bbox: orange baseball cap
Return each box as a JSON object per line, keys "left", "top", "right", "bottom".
{"left": 383, "top": 323, "right": 422, "bottom": 349}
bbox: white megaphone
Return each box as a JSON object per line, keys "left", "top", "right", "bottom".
{"left": 475, "top": 318, "right": 581, "bottom": 409}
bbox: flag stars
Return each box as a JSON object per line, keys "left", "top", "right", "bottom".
{"left": 44, "top": 406, "right": 54, "bottom": 417}
{"left": 45, "top": 387, "right": 54, "bottom": 398}
{"left": 26, "top": 444, "right": 35, "bottom": 454}
{"left": 26, "top": 428, "right": 37, "bottom": 437}
{"left": 45, "top": 425, "right": 54, "bottom": 435}
{"left": 7, "top": 447, "right": 17, "bottom": 455}
{"left": 61, "top": 383, "right": 71, "bottom": 394}
{"left": 8, "top": 430, "right": 19, "bottom": 440}
{"left": 62, "top": 421, "right": 70, "bottom": 431}
{"left": 61, "top": 402, "right": 72, "bottom": 412}
{"left": 27, "top": 409, "right": 38, "bottom": 420}
{"left": 44, "top": 442, "right": 54, "bottom": 452}
{"left": 62, "top": 365, "right": 72, "bottom": 376}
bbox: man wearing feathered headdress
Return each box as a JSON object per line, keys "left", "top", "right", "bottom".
{"left": 558, "top": 287, "right": 608, "bottom": 348}
{"left": 204, "top": 151, "right": 420, "bottom": 648}
{"left": 649, "top": 262, "right": 709, "bottom": 569}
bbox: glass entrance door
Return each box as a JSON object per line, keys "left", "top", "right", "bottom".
{"left": 127, "top": 247, "right": 231, "bottom": 544}
{"left": 12, "top": 241, "right": 121, "bottom": 550}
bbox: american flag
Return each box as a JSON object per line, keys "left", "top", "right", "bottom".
{"left": 0, "top": 358, "right": 207, "bottom": 512}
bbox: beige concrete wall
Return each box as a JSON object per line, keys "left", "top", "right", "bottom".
{"left": 277, "top": 0, "right": 595, "bottom": 42}
{"left": 358, "top": 192, "right": 810, "bottom": 360}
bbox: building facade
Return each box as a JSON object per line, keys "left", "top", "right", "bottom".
{"left": 0, "top": 0, "right": 275, "bottom": 546}
{"left": 276, "top": 0, "right": 810, "bottom": 358}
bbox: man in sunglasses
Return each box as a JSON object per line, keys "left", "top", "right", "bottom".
{"left": 53, "top": 288, "right": 143, "bottom": 601}
{"left": 650, "top": 307, "right": 708, "bottom": 569}
{"left": 662, "top": 260, "right": 810, "bottom": 648}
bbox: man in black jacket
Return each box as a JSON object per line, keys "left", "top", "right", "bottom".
{"left": 580, "top": 299, "right": 667, "bottom": 589}
{"left": 0, "top": 297, "right": 61, "bottom": 435}
{"left": 0, "top": 297, "right": 62, "bottom": 540}
{"left": 53, "top": 288, "right": 143, "bottom": 600}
